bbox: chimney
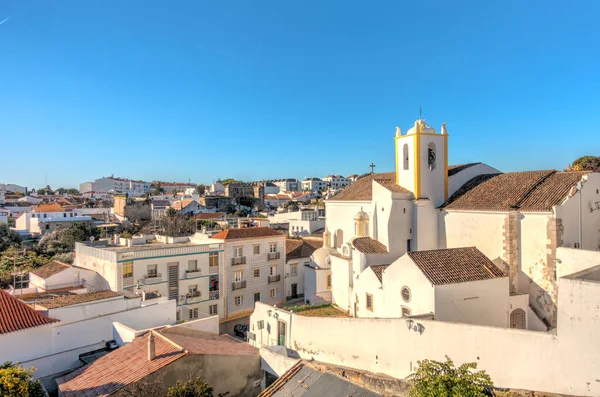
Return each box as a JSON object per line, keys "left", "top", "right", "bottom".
{"left": 148, "top": 331, "right": 155, "bottom": 361}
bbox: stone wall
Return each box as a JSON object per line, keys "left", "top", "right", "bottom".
{"left": 503, "top": 211, "right": 520, "bottom": 294}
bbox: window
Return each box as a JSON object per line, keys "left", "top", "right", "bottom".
{"left": 209, "top": 252, "right": 219, "bottom": 267}
{"left": 253, "top": 269, "right": 260, "bottom": 278}
{"left": 402, "top": 306, "right": 411, "bottom": 317}
{"left": 326, "top": 274, "right": 332, "bottom": 289}
{"left": 122, "top": 262, "right": 133, "bottom": 278}
{"left": 269, "top": 243, "right": 277, "bottom": 253}
{"left": 366, "top": 293, "right": 373, "bottom": 311}
{"left": 234, "top": 247, "right": 243, "bottom": 257}
{"left": 43, "top": 213, "right": 47, "bottom": 218}
{"left": 401, "top": 286, "right": 411, "bottom": 302}
{"left": 427, "top": 142, "right": 436, "bottom": 170}
{"left": 234, "top": 270, "right": 243, "bottom": 282}
{"left": 403, "top": 144, "right": 409, "bottom": 170}
{"left": 188, "top": 260, "right": 198, "bottom": 272}
{"left": 189, "top": 308, "right": 199, "bottom": 319}
{"left": 63, "top": 213, "right": 67, "bottom": 217}
{"left": 209, "top": 304, "right": 217, "bottom": 315}
{"left": 147, "top": 264, "right": 157, "bottom": 278}
{"left": 176, "top": 310, "right": 181, "bottom": 321}
{"left": 290, "top": 264, "right": 298, "bottom": 276}
{"left": 188, "top": 284, "right": 198, "bottom": 294}
{"left": 234, "top": 296, "right": 243, "bottom": 306}
{"left": 270, "top": 289, "right": 276, "bottom": 299}
{"left": 45, "top": 224, "right": 50, "bottom": 230}
{"left": 270, "top": 266, "right": 276, "bottom": 276}
{"left": 253, "top": 245, "right": 260, "bottom": 255}
{"left": 254, "top": 292, "right": 261, "bottom": 302}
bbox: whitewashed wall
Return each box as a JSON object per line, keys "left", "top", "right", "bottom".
{"left": 440, "top": 211, "right": 505, "bottom": 260}
{"left": 447, "top": 163, "right": 501, "bottom": 197}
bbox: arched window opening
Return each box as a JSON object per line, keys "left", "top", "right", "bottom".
{"left": 510, "top": 309, "right": 526, "bottom": 329}
{"left": 403, "top": 144, "right": 409, "bottom": 170}
{"left": 427, "top": 142, "right": 436, "bottom": 171}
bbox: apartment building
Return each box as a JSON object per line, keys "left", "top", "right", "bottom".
{"left": 285, "top": 237, "right": 322, "bottom": 300}
{"left": 301, "top": 177, "right": 328, "bottom": 193}
{"left": 15, "top": 203, "right": 92, "bottom": 235}
{"left": 80, "top": 176, "right": 151, "bottom": 196}
{"left": 271, "top": 178, "right": 301, "bottom": 192}
{"left": 322, "top": 175, "right": 352, "bottom": 189}
{"left": 210, "top": 227, "right": 286, "bottom": 333}
{"left": 74, "top": 235, "right": 224, "bottom": 323}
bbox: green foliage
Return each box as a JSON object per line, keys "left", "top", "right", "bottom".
{"left": 166, "top": 207, "right": 177, "bottom": 217}
{"left": 36, "top": 188, "right": 53, "bottom": 195}
{"left": 571, "top": 155, "right": 600, "bottom": 172}
{"left": 0, "top": 362, "right": 45, "bottom": 397}
{"left": 196, "top": 185, "right": 206, "bottom": 195}
{"left": 167, "top": 377, "right": 226, "bottom": 397}
{"left": 288, "top": 303, "right": 332, "bottom": 313}
{"left": 52, "top": 252, "right": 74, "bottom": 264}
{"left": 407, "top": 356, "right": 494, "bottom": 397}
{"left": 238, "top": 196, "right": 256, "bottom": 208}
{"left": 0, "top": 248, "right": 52, "bottom": 289}
{"left": 283, "top": 200, "right": 299, "bottom": 211}
{"left": 0, "top": 224, "right": 21, "bottom": 252}
{"left": 220, "top": 178, "right": 243, "bottom": 186}
{"left": 37, "top": 222, "right": 100, "bottom": 255}
{"left": 66, "top": 188, "right": 79, "bottom": 195}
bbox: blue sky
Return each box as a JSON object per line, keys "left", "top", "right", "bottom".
{"left": 1, "top": 1, "right": 599, "bottom": 189}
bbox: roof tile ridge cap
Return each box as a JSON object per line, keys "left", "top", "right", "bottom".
{"left": 153, "top": 329, "right": 186, "bottom": 352}
{"left": 512, "top": 170, "right": 557, "bottom": 209}
{"left": 258, "top": 361, "right": 304, "bottom": 397}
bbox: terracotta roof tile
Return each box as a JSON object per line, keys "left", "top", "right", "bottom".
{"left": 36, "top": 291, "right": 123, "bottom": 309}
{"left": 0, "top": 290, "right": 58, "bottom": 335}
{"left": 57, "top": 331, "right": 186, "bottom": 397}
{"left": 158, "top": 327, "right": 259, "bottom": 356}
{"left": 408, "top": 247, "right": 505, "bottom": 285}
{"left": 171, "top": 200, "right": 195, "bottom": 210}
{"left": 370, "top": 264, "right": 390, "bottom": 282}
{"left": 211, "top": 226, "right": 284, "bottom": 240}
{"left": 33, "top": 202, "right": 65, "bottom": 213}
{"left": 374, "top": 179, "right": 411, "bottom": 194}
{"left": 447, "top": 163, "right": 481, "bottom": 177}
{"left": 192, "top": 212, "right": 225, "bottom": 220}
{"left": 30, "top": 260, "right": 70, "bottom": 279}
{"left": 327, "top": 172, "right": 395, "bottom": 201}
{"left": 442, "top": 170, "right": 588, "bottom": 212}
{"left": 286, "top": 238, "right": 323, "bottom": 259}
{"left": 352, "top": 237, "right": 389, "bottom": 254}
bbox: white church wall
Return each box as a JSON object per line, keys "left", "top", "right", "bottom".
{"left": 556, "top": 247, "right": 600, "bottom": 279}
{"left": 382, "top": 255, "right": 434, "bottom": 317}
{"left": 325, "top": 201, "right": 369, "bottom": 248}
{"left": 434, "top": 277, "right": 509, "bottom": 328}
{"left": 353, "top": 267, "right": 385, "bottom": 318}
{"left": 440, "top": 211, "right": 505, "bottom": 260}
{"left": 417, "top": 134, "right": 447, "bottom": 207}
{"left": 414, "top": 200, "right": 438, "bottom": 251}
{"left": 447, "top": 163, "right": 501, "bottom": 197}
{"left": 556, "top": 173, "right": 600, "bottom": 251}
{"left": 519, "top": 213, "right": 554, "bottom": 300}
{"left": 371, "top": 182, "right": 412, "bottom": 256}
{"left": 330, "top": 255, "right": 351, "bottom": 312}
{"left": 395, "top": 135, "right": 416, "bottom": 192}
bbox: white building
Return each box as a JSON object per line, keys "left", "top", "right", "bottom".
{"left": 0, "top": 183, "right": 27, "bottom": 195}
{"left": 28, "top": 260, "right": 100, "bottom": 292}
{"left": 170, "top": 199, "right": 203, "bottom": 215}
{"left": 80, "top": 176, "right": 151, "bottom": 196}
{"left": 285, "top": 238, "right": 322, "bottom": 300}
{"left": 322, "top": 175, "right": 352, "bottom": 190}
{"left": 0, "top": 208, "right": 8, "bottom": 224}
{"left": 74, "top": 235, "right": 223, "bottom": 323}
{"left": 301, "top": 178, "right": 328, "bottom": 193}
{"left": 271, "top": 178, "right": 301, "bottom": 192}
{"left": 0, "top": 186, "right": 5, "bottom": 205}
{"left": 153, "top": 181, "right": 197, "bottom": 192}
{"left": 15, "top": 205, "right": 92, "bottom": 235}
{"left": 210, "top": 180, "right": 225, "bottom": 194}
{"left": 208, "top": 227, "right": 286, "bottom": 333}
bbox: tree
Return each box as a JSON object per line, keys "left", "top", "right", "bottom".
{"left": 0, "top": 224, "right": 21, "bottom": 252}
{"left": 0, "top": 362, "right": 46, "bottom": 397}
{"left": 56, "top": 187, "right": 66, "bottom": 195}
{"left": 407, "top": 356, "right": 494, "bottom": 397}
{"left": 66, "top": 188, "right": 79, "bottom": 195}
{"left": 196, "top": 185, "right": 206, "bottom": 195}
{"left": 167, "top": 377, "right": 228, "bottom": 397}
{"left": 569, "top": 155, "right": 600, "bottom": 172}
{"left": 37, "top": 222, "right": 100, "bottom": 255}
{"left": 283, "top": 201, "right": 299, "bottom": 212}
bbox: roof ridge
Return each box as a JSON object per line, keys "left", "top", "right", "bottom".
{"left": 512, "top": 170, "right": 556, "bottom": 209}
{"left": 153, "top": 329, "right": 187, "bottom": 352}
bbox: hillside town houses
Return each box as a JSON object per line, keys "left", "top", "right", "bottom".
{"left": 2, "top": 119, "right": 600, "bottom": 397}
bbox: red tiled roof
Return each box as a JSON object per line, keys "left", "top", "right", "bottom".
{"left": 171, "top": 200, "right": 195, "bottom": 210}
{"left": 408, "top": 247, "right": 505, "bottom": 285}
{"left": 370, "top": 264, "right": 390, "bottom": 282}
{"left": 36, "top": 291, "right": 122, "bottom": 309}
{"left": 33, "top": 202, "right": 65, "bottom": 213}
{"left": 442, "top": 170, "right": 588, "bottom": 212}
{"left": 192, "top": 212, "right": 225, "bottom": 220}
{"left": 30, "top": 260, "right": 70, "bottom": 279}
{"left": 327, "top": 172, "right": 396, "bottom": 201}
{"left": 374, "top": 178, "right": 411, "bottom": 194}
{"left": 57, "top": 331, "right": 186, "bottom": 397}
{"left": 0, "top": 290, "right": 58, "bottom": 335}
{"left": 352, "top": 237, "right": 389, "bottom": 254}
{"left": 212, "top": 227, "right": 284, "bottom": 240}
{"left": 286, "top": 238, "right": 323, "bottom": 259}
{"left": 158, "top": 327, "right": 259, "bottom": 356}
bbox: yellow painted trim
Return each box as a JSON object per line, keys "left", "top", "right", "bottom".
{"left": 414, "top": 133, "right": 421, "bottom": 198}
{"left": 395, "top": 136, "right": 400, "bottom": 185}
{"left": 444, "top": 134, "right": 449, "bottom": 200}
{"left": 416, "top": 133, "right": 440, "bottom": 137}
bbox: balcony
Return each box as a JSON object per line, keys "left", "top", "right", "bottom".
{"left": 185, "top": 291, "right": 203, "bottom": 303}
{"left": 186, "top": 269, "right": 202, "bottom": 277}
{"left": 268, "top": 275, "right": 281, "bottom": 284}
{"left": 232, "top": 280, "right": 246, "bottom": 290}
{"left": 209, "top": 290, "right": 219, "bottom": 300}
{"left": 208, "top": 266, "right": 219, "bottom": 274}
{"left": 231, "top": 256, "right": 246, "bottom": 266}
{"left": 267, "top": 252, "right": 280, "bottom": 261}
{"left": 143, "top": 273, "right": 162, "bottom": 284}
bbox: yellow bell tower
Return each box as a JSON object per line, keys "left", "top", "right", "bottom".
{"left": 395, "top": 119, "right": 448, "bottom": 206}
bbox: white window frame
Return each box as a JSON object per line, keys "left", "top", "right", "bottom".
{"left": 269, "top": 243, "right": 277, "bottom": 253}
{"left": 234, "top": 296, "right": 243, "bottom": 306}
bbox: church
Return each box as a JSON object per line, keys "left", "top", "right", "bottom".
{"left": 306, "top": 119, "right": 600, "bottom": 329}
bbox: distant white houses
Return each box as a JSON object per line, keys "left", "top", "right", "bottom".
{"left": 301, "top": 178, "right": 328, "bottom": 193}
{"left": 80, "top": 176, "right": 151, "bottom": 196}
{"left": 322, "top": 175, "right": 352, "bottom": 190}
{"left": 152, "top": 181, "right": 197, "bottom": 192}
{"left": 0, "top": 208, "right": 8, "bottom": 224}
{"left": 15, "top": 202, "right": 92, "bottom": 236}
{"left": 285, "top": 237, "right": 322, "bottom": 300}
{"left": 0, "top": 183, "right": 27, "bottom": 195}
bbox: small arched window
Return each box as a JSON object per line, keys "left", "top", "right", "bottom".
{"left": 427, "top": 142, "right": 436, "bottom": 171}
{"left": 402, "top": 306, "right": 411, "bottom": 317}
{"left": 401, "top": 286, "right": 411, "bottom": 302}
{"left": 403, "top": 144, "right": 409, "bottom": 170}
{"left": 335, "top": 229, "right": 344, "bottom": 248}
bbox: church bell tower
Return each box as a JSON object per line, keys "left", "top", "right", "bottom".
{"left": 395, "top": 119, "right": 449, "bottom": 207}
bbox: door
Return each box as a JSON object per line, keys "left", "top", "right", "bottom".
{"left": 291, "top": 283, "right": 298, "bottom": 299}
{"left": 168, "top": 262, "right": 179, "bottom": 301}
{"left": 510, "top": 309, "right": 526, "bottom": 329}
{"left": 277, "top": 321, "right": 286, "bottom": 346}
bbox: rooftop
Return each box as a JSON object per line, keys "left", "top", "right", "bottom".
{"left": 442, "top": 170, "right": 589, "bottom": 212}
{"left": 171, "top": 200, "right": 195, "bottom": 210}
{"left": 86, "top": 239, "right": 219, "bottom": 253}
{"left": 369, "top": 264, "right": 390, "bottom": 282}
{"left": 30, "top": 260, "right": 70, "bottom": 279}
{"left": 352, "top": 237, "right": 389, "bottom": 254}
{"left": 408, "top": 247, "right": 505, "bottom": 285}
{"left": 158, "top": 327, "right": 259, "bottom": 356}
{"left": 327, "top": 172, "right": 396, "bottom": 201}
{"left": 192, "top": 212, "right": 226, "bottom": 220}
{"left": 35, "top": 290, "right": 123, "bottom": 309}
{"left": 211, "top": 227, "right": 284, "bottom": 240}
{"left": 447, "top": 163, "right": 481, "bottom": 177}
{"left": 0, "top": 290, "right": 58, "bottom": 335}
{"left": 286, "top": 238, "right": 323, "bottom": 260}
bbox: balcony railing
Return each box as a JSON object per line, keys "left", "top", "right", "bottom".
{"left": 267, "top": 252, "right": 280, "bottom": 261}
{"left": 232, "top": 280, "right": 246, "bottom": 290}
{"left": 231, "top": 256, "right": 246, "bottom": 266}
{"left": 186, "top": 269, "right": 202, "bottom": 277}
{"left": 144, "top": 273, "right": 162, "bottom": 280}
{"left": 208, "top": 266, "right": 219, "bottom": 274}
{"left": 209, "top": 290, "right": 219, "bottom": 300}
{"left": 268, "top": 275, "right": 281, "bottom": 284}
{"left": 187, "top": 291, "right": 201, "bottom": 298}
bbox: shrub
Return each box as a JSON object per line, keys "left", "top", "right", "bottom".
{"left": 0, "top": 362, "right": 45, "bottom": 397}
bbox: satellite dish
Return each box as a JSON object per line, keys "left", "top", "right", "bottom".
{"left": 89, "top": 236, "right": 95, "bottom": 242}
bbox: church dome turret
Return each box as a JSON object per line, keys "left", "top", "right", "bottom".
{"left": 407, "top": 119, "right": 436, "bottom": 135}
{"left": 353, "top": 208, "right": 369, "bottom": 237}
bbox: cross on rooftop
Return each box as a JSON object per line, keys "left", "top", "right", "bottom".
{"left": 369, "top": 163, "right": 376, "bottom": 174}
